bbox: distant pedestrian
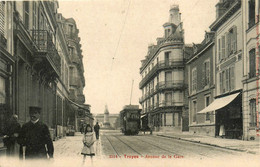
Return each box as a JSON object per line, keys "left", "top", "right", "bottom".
{"left": 17, "top": 106, "right": 54, "bottom": 160}
{"left": 3, "top": 114, "right": 21, "bottom": 158}
{"left": 80, "top": 123, "right": 84, "bottom": 134}
{"left": 94, "top": 122, "right": 100, "bottom": 140}
{"left": 81, "top": 124, "right": 96, "bottom": 165}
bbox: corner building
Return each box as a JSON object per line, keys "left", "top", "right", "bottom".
{"left": 242, "top": 0, "right": 260, "bottom": 140}
{"left": 139, "top": 5, "right": 188, "bottom": 132}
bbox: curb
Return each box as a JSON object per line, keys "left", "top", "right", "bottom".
{"left": 156, "top": 134, "right": 257, "bottom": 155}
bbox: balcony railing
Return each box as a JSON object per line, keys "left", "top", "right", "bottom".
{"left": 31, "top": 30, "right": 61, "bottom": 75}
{"left": 140, "top": 59, "right": 184, "bottom": 88}
{"left": 0, "top": 34, "right": 7, "bottom": 49}
{"left": 157, "top": 80, "right": 184, "bottom": 90}
{"left": 160, "top": 101, "right": 183, "bottom": 107}
{"left": 139, "top": 81, "right": 184, "bottom": 103}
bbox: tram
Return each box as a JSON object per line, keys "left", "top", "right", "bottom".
{"left": 119, "top": 105, "right": 141, "bottom": 135}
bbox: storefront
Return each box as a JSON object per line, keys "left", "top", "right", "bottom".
{"left": 0, "top": 48, "right": 15, "bottom": 156}
{"left": 198, "top": 92, "right": 242, "bottom": 139}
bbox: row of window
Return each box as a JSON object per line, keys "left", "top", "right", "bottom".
{"left": 142, "top": 70, "right": 183, "bottom": 95}
{"left": 217, "top": 26, "right": 237, "bottom": 63}
{"left": 219, "top": 66, "right": 235, "bottom": 94}
{"left": 152, "top": 112, "right": 181, "bottom": 127}
{"left": 143, "top": 91, "right": 183, "bottom": 111}
{"left": 191, "top": 60, "right": 210, "bottom": 93}
{"left": 249, "top": 48, "right": 260, "bottom": 78}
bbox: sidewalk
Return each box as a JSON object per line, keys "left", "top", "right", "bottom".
{"left": 153, "top": 131, "right": 260, "bottom": 154}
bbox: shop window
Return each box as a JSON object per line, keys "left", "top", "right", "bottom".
{"left": 249, "top": 99, "right": 256, "bottom": 127}
{"left": 0, "top": 76, "right": 6, "bottom": 135}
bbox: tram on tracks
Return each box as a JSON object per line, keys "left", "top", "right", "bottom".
{"left": 119, "top": 105, "right": 141, "bottom": 135}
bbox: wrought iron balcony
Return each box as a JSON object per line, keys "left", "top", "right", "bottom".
{"left": 160, "top": 100, "right": 183, "bottom": 107}
{"left": 156, "top": 80, "right": 184, "bottom": 90}
{"left": 77, "top": 94, "right": 85, "bottom": 104}
{"left": 31, "top": 30, "right": 61, "bottom": 76}
{"left": 139, "top": 59, "right": 184, "bottom": 88}
{"left": 0, "top": 34, "right": 7, "bottom": 49}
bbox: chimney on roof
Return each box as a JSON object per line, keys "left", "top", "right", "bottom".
{"left": 169, "top": 4, "right": 181, "bottom": 26}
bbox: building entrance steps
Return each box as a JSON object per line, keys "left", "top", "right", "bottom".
{"left": 152, "top": 131, "right": 260, "bottom": 154}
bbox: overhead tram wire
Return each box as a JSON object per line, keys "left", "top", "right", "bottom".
{"left": 110, "top": 0, "right": 132, "bottom": 71}
{"left": 104, "top": 0, "right": 132, "bottom": 102}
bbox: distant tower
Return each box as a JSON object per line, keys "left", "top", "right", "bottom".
{"left": 103, "top": 105, "right": 111, "bottom": 128}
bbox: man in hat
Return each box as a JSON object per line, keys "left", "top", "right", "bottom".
{"left": 94, "top": 122, "right": 100, "bottom": 140}
{"left": 18, "top": 106, "right": 54, "bottom": 159}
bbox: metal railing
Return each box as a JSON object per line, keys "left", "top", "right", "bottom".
{"left": 139, "top": 80, "right": 184, "bottom": 103}
{"left": 157, "top": 80, "right": 184, "bottom": 89}
{"left": 160, "top": 100, "right": 183, "bottom": 107}
{"left": 31, "top": 30, "right": 61, "bottom": 74}
{"left": 140, "top": 59, "right": 184, "bottom": 88}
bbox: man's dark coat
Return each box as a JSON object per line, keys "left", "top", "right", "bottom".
{"left": 18, "top": 121, "right": 54, "bottom": 159}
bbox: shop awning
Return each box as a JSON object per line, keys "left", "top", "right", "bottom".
{"left": 198, "top": 93, "right": 240, "bottom": 114}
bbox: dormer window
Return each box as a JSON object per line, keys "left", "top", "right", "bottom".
{"left": 68, "top": 24, "right": 73, "bottom": 36}
{"left": 193, "top": 44, "right": 198, "bottom": 54}
{"left": 165, "top": 28, "right": 171, "bottom": 38}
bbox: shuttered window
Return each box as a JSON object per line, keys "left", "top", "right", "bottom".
{"left": 230, "top": 66, "right": 235, "bottom": 90}
{"left": 232, "top": 26, "right": 237, "bottom": 52}
{"left": 227, "top": 32, "right": 231, "bottom": 56}
{"left": 0, "top": 2, "right": 5, "bottom": 36}
{"left": 249, "top": 49, "right": 256, "bottom": 78}
{"left": 192, "top": 68, "right": 197, "bottom": 92}
{"left": 32, "top": 2, "right": 37, "bottom": 30}
{"left": 219, "top": 66, "right": 235, "bottom": 94}
{"left": 218, "top": 38, "right": 221, "bottom": 62}
{"left": 249, "top": 99, "right": 256, "bottom": 127}
{"left": 219, "top": 73, "right": 223, "bottom": 94}
{"left": 24, "top": 1, "right": 29, "bottom": 30}
{"left": 221, "top": 35, "right": 225, "bottom": 59}
{"left": 205, "top": 61, "right": 210, "bottom": 86}
{"left": 225, "top": 68, "right": 229, "bottom": 92}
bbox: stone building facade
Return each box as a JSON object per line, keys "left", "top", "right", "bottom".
{"left": 0, "top": 1, "right": 15, "bottom": 155}
{"left": 139, "top": 5, "right": 188, "bottom": 132}
{"left": 208, "top": 0, "right": 243, "bottom": 139}
{"left": 242, "top": 0, "right": 260, "bottom": 140}
{"left": 0, "top": 0, "right": 91, "bottom": 155}
{"left": 186, "top": 32, "right": 216, "bottom": 136}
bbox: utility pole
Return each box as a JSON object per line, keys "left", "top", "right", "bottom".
{"left": 130, "top": 80, "right": 134, "bottom": 105}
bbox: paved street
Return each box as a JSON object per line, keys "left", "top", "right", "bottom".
{"left": 52, "top": 130, "right": 259, "bottom": 167}
{"left": 100, "top": 130, "right": 252, "bottom": 159}
{"left": 1, "top": 130, "right": 259, "bottom": 167}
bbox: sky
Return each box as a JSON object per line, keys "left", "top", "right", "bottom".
{"left": 58, "top": 0, "right": 218, "bottom": 115}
